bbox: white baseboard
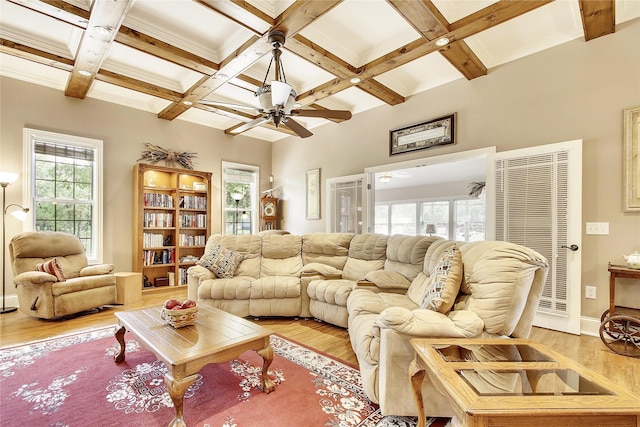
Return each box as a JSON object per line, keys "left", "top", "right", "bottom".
{"left": 2, "top": 294, "right": 20, "bottom": 310}
{"left": 580, "top": 316, "right": 601, "bottom": 337}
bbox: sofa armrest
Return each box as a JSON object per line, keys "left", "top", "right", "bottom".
{"left": 187, "top": 265, "right": 215, "bottom": 281}
{"left": 79, "top": 264, "right": 114, "bottom": 276}
{"left": 301, "top": 271, "right": 342, "bottom": 280}
{"left": 364, "top": 270, "right": 411, "bottom": 291}
{"left": 300, "top": 262, "right": 343, "bottom": 278}
{"left": 374, "top": 306, "right": 484, "bottom": 338}
{"left": 13, "top": 271, "right": 57, "bottom": 286}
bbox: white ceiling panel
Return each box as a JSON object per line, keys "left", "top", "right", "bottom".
{"left": 0, "top": 53, "right": 69, "bottom": 90}
{"left": 299, "top": 0, "right": 421, "bottom": 67}
{"left": 124, "top": 0, "right": 255, "bottom": 63}
{"left": 104, "top": 43, "right": 205, "bottom": 93}
{"left": 375, "top": 52, "right": 462, "bottom": 97}
{"left": 465, "top": 1, "right": 583, "bottom": 69}
{"left": 87, "top": 80, "right": 171, "bottom": 114}
{"left": 0, "top": 1, "right": 83, "bottom": 59}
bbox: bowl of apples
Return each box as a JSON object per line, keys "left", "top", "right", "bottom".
{"left": 161, "top": 298, "right": 198, "bottom": 328}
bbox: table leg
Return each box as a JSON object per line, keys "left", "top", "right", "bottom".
{"left": 114, "top": 326, "right": 126, "bottom": 363}
{"left": 411, "top": 369, "right": 427, "bottom": 427}
{"left": 165, "top": 373, "right": 198, "bottom": 427}
{"left": 256, "top": 345, "right": 276, "bottom": 393}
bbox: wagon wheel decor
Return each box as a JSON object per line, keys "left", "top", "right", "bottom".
{"left": 599, "top": 314, "right": 640, "bottom": 358}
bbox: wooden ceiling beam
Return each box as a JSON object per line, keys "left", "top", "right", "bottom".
{"left": 579, "top": 0, "right": 615, "bottom": 41}
{"left": 439, "top": 41, "right": 487, "bottom": 81}
{"left": 287, "top": 34, "right": 405, "bottom": 106}
{"left": 388, "top": 0, "right": 486, "bottom": 81}
{"left": 64, "top": 0, "right": 133, "bottom": 99}
{"left": 297, "top": 0, "right": 552, "bottom": 105}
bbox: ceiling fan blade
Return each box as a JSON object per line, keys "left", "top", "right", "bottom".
{"left": 271, "top": 80, "right": 294, "bottom": 107}
{"left": 197, "top": 99, "right": 260, "bottom": 112}
{"left": 283, "top": 117, "right": 313, "bottom": 138}
{"left": 228, "top": 116, "right": 269, "bottom": 135}
{"left": 290, "top": 109, "right": 352, "bottom": 120}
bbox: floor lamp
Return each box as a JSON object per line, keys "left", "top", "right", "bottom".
{"left": 1, "top": 172, "right": 30, "bottom": 314}
{"left": 230, "top": 192, "right": 244, "bottom": 235}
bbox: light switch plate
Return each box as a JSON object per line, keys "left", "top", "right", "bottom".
{"left": 586, "top": 222, "right": 609, "bottom": 235}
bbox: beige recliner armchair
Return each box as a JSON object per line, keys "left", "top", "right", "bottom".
{"left": 9, "top": 231, "right": 117, "bottom": 319}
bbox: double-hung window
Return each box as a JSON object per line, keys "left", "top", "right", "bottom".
{"left": 23, "top": 128, "right": 103, "bottom": 263}
{"left": 222, "top": 162, "right": 258, "bottom": 235}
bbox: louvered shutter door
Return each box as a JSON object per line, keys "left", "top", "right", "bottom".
{"left": 495, "top": 151, "right": 570, "bottom": 316}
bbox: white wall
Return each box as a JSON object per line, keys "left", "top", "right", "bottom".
{"left": 272, "top": 19, "right": 640, "bottom": 318}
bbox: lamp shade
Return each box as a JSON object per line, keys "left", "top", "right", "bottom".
{"left": 0, "top": 171, "right": 19, "bottom": 185}
{"left": 425, "top": 224, "right": 436, "bottom": 235}
{"left": 230, "top": 192, "right": 244, "bottom": 202}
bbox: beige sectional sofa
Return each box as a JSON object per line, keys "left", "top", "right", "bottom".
{"left": 187, "top": 232, "right": 548, "bottom": 418}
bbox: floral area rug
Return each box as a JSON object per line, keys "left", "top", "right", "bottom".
{"left": 0, "top": 327, "right": 450, "bottom": 427}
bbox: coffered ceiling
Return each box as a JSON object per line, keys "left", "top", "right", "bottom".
{"left": 1, "top": 0, "right": 638, "bottom": 142}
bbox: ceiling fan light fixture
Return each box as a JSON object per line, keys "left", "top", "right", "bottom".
{"left": 379, "top": 173, "right": 392, "bottom": 183}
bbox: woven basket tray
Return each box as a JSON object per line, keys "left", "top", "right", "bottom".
{"left": 161, "top": 306, "right": 198, "bottom": 328}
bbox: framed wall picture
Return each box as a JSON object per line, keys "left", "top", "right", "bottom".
{"left": 623, "top": 105, "right": 640, "bottom": 212}
{"left": 390, "top": 113, "right": 456, "bottom": 156}
{"left": 306, "top": 168, "right": 320, "bottom": 220}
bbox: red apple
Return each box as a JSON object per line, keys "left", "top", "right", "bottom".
{"left": 163, "top": 299, "right": 181, "bottom": 310}
{"left": 170, "top": 304, "right": 184, "bottom": 310}
{"left": 182, "top": 299, "right": 197, "bottom": 308}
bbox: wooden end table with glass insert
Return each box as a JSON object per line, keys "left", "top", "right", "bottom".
{"left": 114, "top": 305, "right": 275, "bottom": 427}
{"left": 409, "top": 338, "right": 640, "bottom": 427}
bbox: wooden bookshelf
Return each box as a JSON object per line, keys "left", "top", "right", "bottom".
{"left": 133, "top": 163, "right": 212, "bottom": 292}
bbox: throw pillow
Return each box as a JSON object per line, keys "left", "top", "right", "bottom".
{"left": 197, "top": 242, "right": 244, "bottom": 279}
{"left": 35, "top": 258, "right": 66, "bottom": 282}
{"left": 420, "top": 246, "right": 463, "bottom": 314}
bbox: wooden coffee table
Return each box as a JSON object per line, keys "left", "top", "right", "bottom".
{"left": 410, "top": 338, "right": 640, "bottom": 427}
{"left": 114, "top": 305, "right": 275, "bottom": 427}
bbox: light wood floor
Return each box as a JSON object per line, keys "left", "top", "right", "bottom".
{"left": 1, "top": 287, "right": 638, "bottom": 395}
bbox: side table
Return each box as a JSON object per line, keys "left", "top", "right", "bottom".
{"left": 114, "top": 272, "right": 142, "bottom": 305}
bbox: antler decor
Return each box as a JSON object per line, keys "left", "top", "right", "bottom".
{"left": 137, "top": 143, "right": 197, "bottom": 170}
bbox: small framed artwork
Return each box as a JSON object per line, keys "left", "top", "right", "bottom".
{"left": 623, "top": 105, "right": 640, "bottom": 212}
{"left": 390, "top": 113, "right": 456, "bottom": 156}
{"left": 193, "top": 182, "right": 206, "bottom": 191}
{"left": 306, "top": 168, "right": 320, "bottom": 220}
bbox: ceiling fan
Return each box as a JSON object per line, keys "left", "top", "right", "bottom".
{"left": 198, "top": 30, "right": 352, "bottom": 138}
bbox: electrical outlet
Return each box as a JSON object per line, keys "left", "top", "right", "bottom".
{"left": 585, "top": 285, "right": 597, "bottom": 299}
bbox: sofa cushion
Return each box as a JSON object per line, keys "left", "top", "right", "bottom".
{"left": 384, "top": 235, "right": 436, "bottom": 281}
{"left": 343, "top": 234, "right": 388, "bottom": 281}
{"left": 302, "top": 232, "right": 353, "bottom": 270}
{"left": 197, "top": 242, "right": 245, "bottom": 278}
{"left": 260, "top": 234, "right": 302, "bottom": 277}
{"left": 420, "top": 246, "right": 463, "bottom": 313}
{"left": 35, "top": 258, "right": 65, "bottom": 282}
